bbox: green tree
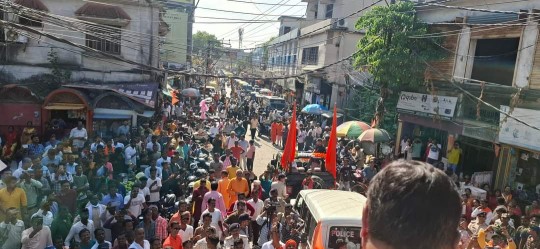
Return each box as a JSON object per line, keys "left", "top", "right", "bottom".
{"left": 352, "top": 1, "right": 444, "bottom": 129}
{"left": 261, "top": 36, "right": 275, "bottom": 69}
{"left": 192, "top": 31, "right": 222, "bottom": 57}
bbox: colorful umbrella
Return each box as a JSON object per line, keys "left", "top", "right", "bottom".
{"left": 181, "top": 88, "right": 200, "bottom": 98}
{"left": 358, "top": 128, "right": 392, "bottom": 143}
{"left": 336, "top": 121, "right": 371, "bottom": 138}
{"left": 301, "top": 104, "right": 328, "bottom": 115}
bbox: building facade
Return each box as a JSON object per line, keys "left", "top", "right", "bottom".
{"left": 398, "top": 0, "right": 540, "bottom": 191}
{"left": 0, "top": 0, "right": 163, "bottom": 136}
{"left": 266, "top": 0, "right": 383, "bottom": 107}
{"left": 160, "top": 0, "right": 194, "bottom": 70}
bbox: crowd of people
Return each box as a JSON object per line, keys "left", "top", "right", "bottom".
{"left": 0, "top": 81, "right": 330, "bottom": 249}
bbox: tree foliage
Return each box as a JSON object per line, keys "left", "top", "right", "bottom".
{"left": 353, "top": 1, "right": 444, "bottom": 89}
{"left": 192, "top": 31, "right": 222, "bottom": 57}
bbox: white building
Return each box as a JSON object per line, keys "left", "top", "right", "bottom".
{"left": 0, "top": 0, "right": 165, "bottom": 135}
{"left": 266, "top": 0, "right": 384, "bottom": 107}
{"left": 1, "top": 0, "right": 163, "bottom": 82}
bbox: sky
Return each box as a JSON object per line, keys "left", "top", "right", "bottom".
{"left": 192, "top": 0, "right": 308, "bottom": 50}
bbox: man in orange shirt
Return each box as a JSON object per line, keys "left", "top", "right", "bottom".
{"left": 163, "top": 221, "right": 184, "bottom": 249}
{"left": 218, "top": 171, "right": 231, "bottom": 208}
{"left": 0, "top": 176, "right": 27, "bottom": 220}
{"left": 227, "top": 169, "right": 249, "bottom": 205}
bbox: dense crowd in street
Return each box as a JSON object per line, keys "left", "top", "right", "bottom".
{"left": 0, "top": 80, "right": 533, "bottom": 249}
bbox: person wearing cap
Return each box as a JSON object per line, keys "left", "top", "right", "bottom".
{"left": 271, "top": 174, "right": 288, "bottom": 199}
{"left": 225, "top": 131, "right": 239, "bottom": 150}
{"left": 285, "top": 239, "right": 298, "bottom": 249}
{"left": 472, "top": 199, "right": 494, "bottom": 226}
{"left": 227, "top": 169, "right": 249, "bottom": 205}
{"left": 21, "top": 214, "right": 52, "bottom": 249}
{"left": 265, "top": 188, "right": 287, "bottom": 215}
{"left": 224, "top": 223, "right": 249, "bottom": 249}
{"left": 477, "top": 225, "right": 516, "bottom": 249}
{"left": 0, "top": 207, "right": 24, "bottom": 249}
{"left": 469, "top": 209, "right": 489, "bottom": 236}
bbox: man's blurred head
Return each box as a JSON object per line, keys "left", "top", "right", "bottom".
{"left": 361, "top": 160, "right": 461, "bottom": 249}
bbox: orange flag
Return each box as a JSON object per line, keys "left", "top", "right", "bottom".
{"left": 325, "top": 104, "right": 338, "bottom": 179}
{"left": 281, "top": 102, "right": 297, "bottom": 171}
{"left": 172, "top": 90, "right": 179, "bottom": 106}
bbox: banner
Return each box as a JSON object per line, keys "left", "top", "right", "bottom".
{"left": 397, "top": 91, "right": 458, "bottom": 119}
{"left": 499, "top": 106, "right": 540, "bottom": 151}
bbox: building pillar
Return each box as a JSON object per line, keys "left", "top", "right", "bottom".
{"left": 453, "top": 26, "right": 471, "bottom": 80}
{"left": 514, "top": 18, "right": 539, "bottom": 88}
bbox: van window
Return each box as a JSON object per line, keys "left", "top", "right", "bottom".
{"left": 327, "top": 226, "right": 362, "bottom": 248}
{"left": 306, "top": 212, "right": 317, "bottom": 243}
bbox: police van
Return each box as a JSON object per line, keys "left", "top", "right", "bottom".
{"left": 292, "top": 189, "right": 366, "bottom": 249}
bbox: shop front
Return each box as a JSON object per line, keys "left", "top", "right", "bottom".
{"left": 0, "top": 85, "right": 42, "bottom": 135}
{"left": 395, "top": 91, "right": 460, "bottom": 160}
{"left": 496, "top": 106, "right": 540, "bottom": 194}
{"left": 42, "top": 88, "right": 92, "bottom": 139}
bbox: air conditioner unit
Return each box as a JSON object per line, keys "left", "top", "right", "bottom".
{"left": 335, "top": 19, "right": 348, "bottom": 29}
{"left": 5, "top": 30, "right": 28, "bottom": 44}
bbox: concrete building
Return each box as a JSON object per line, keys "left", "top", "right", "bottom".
{"left": 160, "top": 0, "right": 194, "bottom": 70}
{"left": 266, "top": 0, "right": 384, "bottom": 107}
{"left": 0, "top": 0, "right": 165, "bottom": 135}
{"left": 397, "top": 0, "right": 540, "bottom": 190}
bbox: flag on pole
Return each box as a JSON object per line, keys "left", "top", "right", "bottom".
{"left": 325, "top": 104, "right": 338, "bottom": 179}
{"left": 171, "top": 90, "right": 180, "bottom": 106}
{"left": 281, "top": 102, "right": 297, "bottom": 171}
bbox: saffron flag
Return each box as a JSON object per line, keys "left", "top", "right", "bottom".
{"left": 325, "top": 104, "right": 338, "bottom": 179}
{"left": 281, "top": 102, "right": 297, "bottom": 171}
{"left": 171, "top": 90, "right": 180, "bottom": 106}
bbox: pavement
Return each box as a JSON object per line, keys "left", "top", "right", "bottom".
{"left": 224, "top": 82, "right": 281, "bottom": 177}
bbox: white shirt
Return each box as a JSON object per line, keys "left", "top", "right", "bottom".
{"left": 427, "top": 144, "right": 440, "bottom": 160}
{"left": 297, "top": 130, "right": 306, "bottom": 143}
{"left": 261, "top": 241, "right": 285, "bottom": 249}
{"left": 91, "top": 241, "right": 112, "bottom": 249}
{"left": 129, "top": 240, "right": 150, "bottom": 249}
{"left": 124, "top": 193, "right": 146, "bottom": 217}
{"left": 200, "top": 209, "right": 223, "bottom": 229}
{"left": 65, "top": 220, "right": 95, "bottom": 246}
{"left": 178, "top": 225, "right": 194, "bottom": 242}
{"left": 224, "top": 235, "right": 249, "bottom": 249}
{"left": 209, "top": 126, "right": 219, "bottom": 137}
{"left": 194, "top": 238, "right": 208, "bottom": 249}
{"left": 33, "top": 209, "right": 54, "bottom": 227}
{"left": 124, "top": 146, "right": 137, "bottom": 165}
{"left": 146, "top": 177, "right": 162, "bottom": 203}
{"left": 271, "top": 181, "right": 287, "bottom": 199}
{"left": 70, "top": 128, "right": 88, "bottom": 148}
{"left": 226, "top": 136, "right": 239, "bottom": 149}
{"left": 247, "top": 199, "right": 264, "bottom": 220}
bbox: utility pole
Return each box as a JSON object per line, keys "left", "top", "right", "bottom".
{"left": 204, "top": 40, "right": 215, "bottom": 98}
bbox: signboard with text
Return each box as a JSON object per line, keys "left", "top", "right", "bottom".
{"left": 397, "top": 92, "right": 458, "bottom": 120}
{"left": 499, "top": 106, "right": 540, "bottom": 151}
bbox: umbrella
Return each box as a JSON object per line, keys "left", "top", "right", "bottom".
{"left": 181, "top": 88, "right": 200, "bottom": 98}
{"left": 358, "top": 128, "right": 392, "bottom": 143}
{"left": 301, "top": 104, "right": 328, "bottom": 115}
{"left": 336, "top": 121, "right": 371, "bottom": 138}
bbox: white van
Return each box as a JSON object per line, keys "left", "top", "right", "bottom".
{"left": 293, "top": 189, "right": 366, "bottom": 249}
{"left": 262, "top": 96, "right": 286, "bottom": 111}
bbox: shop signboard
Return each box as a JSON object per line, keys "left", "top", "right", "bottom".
{"left": 499, "top": 106, "right": 540, "bottom": 151}
{"left": 462, "top": 124, "right": 499, "bottom": 142}
{"left": 397, "top": 92, "right": 458, "bottom": 120}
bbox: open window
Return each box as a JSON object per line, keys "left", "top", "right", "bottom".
{"left": 469, "top": 38, "right": 520, "bottom": 86}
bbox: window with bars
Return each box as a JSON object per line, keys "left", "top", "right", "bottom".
{"left": 85, "top": 27, "right": 121, "bottom": 54}
{"left": 325, "top": 4, "right": 334, "bottom": 19}
{"left": 301, "top": 47, "right": 318, "bottom": 65}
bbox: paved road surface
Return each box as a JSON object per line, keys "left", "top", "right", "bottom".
{"left": 224, "top": 83, "right": 281, "bottom": 177}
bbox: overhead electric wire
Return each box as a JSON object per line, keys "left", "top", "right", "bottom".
{"left": 225, "top": 0, "right": 305, "bottom": 6}
{"left": 196, "top": 6, "right": 304, "bottom": 17}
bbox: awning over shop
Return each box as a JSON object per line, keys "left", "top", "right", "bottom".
{"left": 94, "top": 113, "right": 132, "bottom": 119}
{"left": 75, "top": 2, "right": 131, "bottom": 26}
{"left": 286, "top": 78, "right": 296, "bottom": 91}
{"left": 138, "top": 111, "right": 155, "bottom": 118}
{"left": 64, "top": 83, "right": 158, "bottom": 108}
{"left": 14, "top": 0, "right": 49, "bottom": 11}
{"left": 44, "top": 103, "right": 85, "bottom": 110}
{"left": 275, "top": 79, "right": 285, "bottom": 87}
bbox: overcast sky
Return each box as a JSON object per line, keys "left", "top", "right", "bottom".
{"left": 192, "top": 0, "right": 307, "bottom": 50}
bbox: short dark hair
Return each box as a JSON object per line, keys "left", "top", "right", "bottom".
{"left": 211, "top": 181, "right": 219, "bottom": 191}
{"left": 365, "top": 160, "right": 461, "bottom": 249}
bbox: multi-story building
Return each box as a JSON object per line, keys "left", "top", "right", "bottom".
{"left": 397, "top": 0, "right": 540, "bottom": 190}
{"left": 160, "top": 0, "right": 194, "bottom": 70}
{"left": 0, "top": 0, "right": 165, "bottom": 135}
{"left": 266, "top": 0, "right": 383, "bottom": 107}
